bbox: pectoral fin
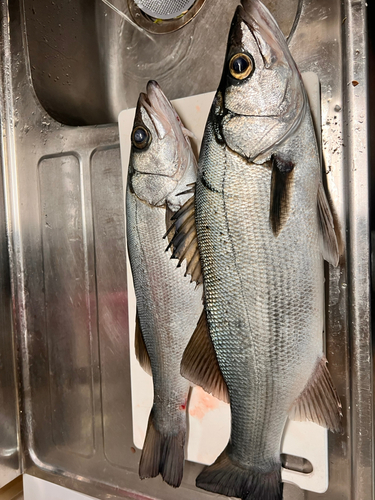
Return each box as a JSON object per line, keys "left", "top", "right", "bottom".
{"left": 317, "top": 182, "right": 339, "bottom": 266}
{"left": 164, "top": 205, "right": 176, "bottom": 248}
{"left": 164, "top": 186, "right": 203, "bottom": 285}
{"left": 269, "top": 155, "right": 294, "bottom": 236}
{"left": 289, "top": 356, "right": 343, "bottom": 433}
{"left": 181, "top": 310, "right": 229, "bottom": 403}
{"left": 135, "top": 311, "right": 152, "bottom": 376}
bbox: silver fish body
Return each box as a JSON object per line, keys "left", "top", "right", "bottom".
{"left": 126, "top": 81, "right": 202, "bottom": 487}
{"left": 197, "top": 108, "right": 322, "bottom": 471}
{"left": 178, "top": 1, "right": 341, "bottom": 499}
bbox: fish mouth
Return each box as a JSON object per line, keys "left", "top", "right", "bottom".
{"left": 240, "top": 0, "right": 277, "bottom": 31}
{"left": 137, "top": 80, "right": 179, "bottom": 140}
{"left": 239, "top": 0, "right": 289, "bottom": 67}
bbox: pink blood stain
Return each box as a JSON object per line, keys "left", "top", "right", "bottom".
{"left": 189, "top": 387, "right": 220, "bottom": 420}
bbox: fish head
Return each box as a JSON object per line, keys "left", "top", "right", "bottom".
{"left": 218, "top": 0, "right": 306, "bottom": 162}
{"left": 129, "top": 81, "right": 195, "bottom": 208}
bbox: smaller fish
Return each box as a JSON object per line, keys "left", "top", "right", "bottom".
{"left": 126, "top": 81, "right": 203, "bottom": 487}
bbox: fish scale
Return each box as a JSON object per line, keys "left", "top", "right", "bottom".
{"left": 196, "top": 109, "right": 323, "bottom": 468}
{"left": 127, "top": 195, "right": 198, "bottom": 428}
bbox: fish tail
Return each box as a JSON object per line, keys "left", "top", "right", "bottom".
{"left": 196, "top": 447, "right": 282, "bottom": 500}
{"left": 139, "top": 410, "right": 185, "bottom": 488}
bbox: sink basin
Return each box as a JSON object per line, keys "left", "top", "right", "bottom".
{"left": 24, "top": 0, "right": 300, "bottom": 125}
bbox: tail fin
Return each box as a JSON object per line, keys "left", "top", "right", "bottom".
{"left": 196, "top": 448, "right": 282, "bottom": 500}
{"left": 139, "top": 410, "right": 185, "bottom": 488}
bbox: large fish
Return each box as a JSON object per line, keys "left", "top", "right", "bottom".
{"left": 126, "top": 81, "right": 202, "bottom": 487}
{"left": 171, "top": 1, "right": 342, "bottom": 499}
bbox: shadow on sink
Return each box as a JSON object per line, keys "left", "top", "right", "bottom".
{"left": 24, "top": 0, "right": 300, "bottom": 125}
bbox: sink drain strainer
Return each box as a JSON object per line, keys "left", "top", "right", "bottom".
{"left": 134, "top": 0, "right": 196, "bottom": 19}
{"left": 128, "top": 0, "right": 206, "bottom": 33}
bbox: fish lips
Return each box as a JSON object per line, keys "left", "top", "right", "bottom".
{"left": 239, "top": 0, "right": 289, "bottom": 69}
{"left": 132, "top": 81, "right": 176, "bottom": 144}
{"left": 142, "top": 80, "right": 186, "bottom": 143}
{"left": 143, "top": 81, "right": 173, "bottom": 140}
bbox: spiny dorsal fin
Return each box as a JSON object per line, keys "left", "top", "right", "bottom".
{"left": 289, "top": 355, "right": 343, "bottom": 433}
{"left": 181, "top": 310, "right": 229, "bottom": 403}
{"left": 135, "top": 310, "right": 152, "bottom": 376}
{"left": 317, "top": 182, "right": 339, "bottom": 266}
{"left": 269, "top": 154, "right": 295, "bottom": 236}
{"left": 164, "top": 185, "right": 203, "bottom": 285}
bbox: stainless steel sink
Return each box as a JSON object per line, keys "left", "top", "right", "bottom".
{"left": 23, "top": 0, "right": 300, "bottom": 125}
{"left": 0, "top": 0, "right": 372, "bottom": 499}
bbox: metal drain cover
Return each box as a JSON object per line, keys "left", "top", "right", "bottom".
{"left": 134, "top": 0, "right": 196, "bottom": 19}
{"left": 129, "top": 0, "right": 205, "bottom": 34}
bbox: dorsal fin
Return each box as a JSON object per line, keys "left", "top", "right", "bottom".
{"left": 164, "top": 185, "right": 203, "bottom": 285}
{"left": 135, "top": 310, "right": 152, "bottom": 376}
{"left": 289, "top": 355, "right": 343, "bottom": 433}
{"left": 317, "top": 182, "right": 339, "bottom": 266}
{"left": 181, "top": 310, "right": 229, "bottom": 403}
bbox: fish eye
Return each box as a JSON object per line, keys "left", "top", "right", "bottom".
{"left": 132, "top": 126, "right": 151, "bottom": 150}
{"left": 229, "top": 53, "right": 253, "bottom": 80}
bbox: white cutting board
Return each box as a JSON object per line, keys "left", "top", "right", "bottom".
{"left": 119, "top": 72, "right": 329, "bottom": 493}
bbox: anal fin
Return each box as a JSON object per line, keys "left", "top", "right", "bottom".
{"left": 181, "top": 310, "right": 229, "bottom": 403}
{"left": 135, "top": 310, "right": 152, "bottom": 376}
{"left": 289, "top": 355, "right": 343, "bottom": 433}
